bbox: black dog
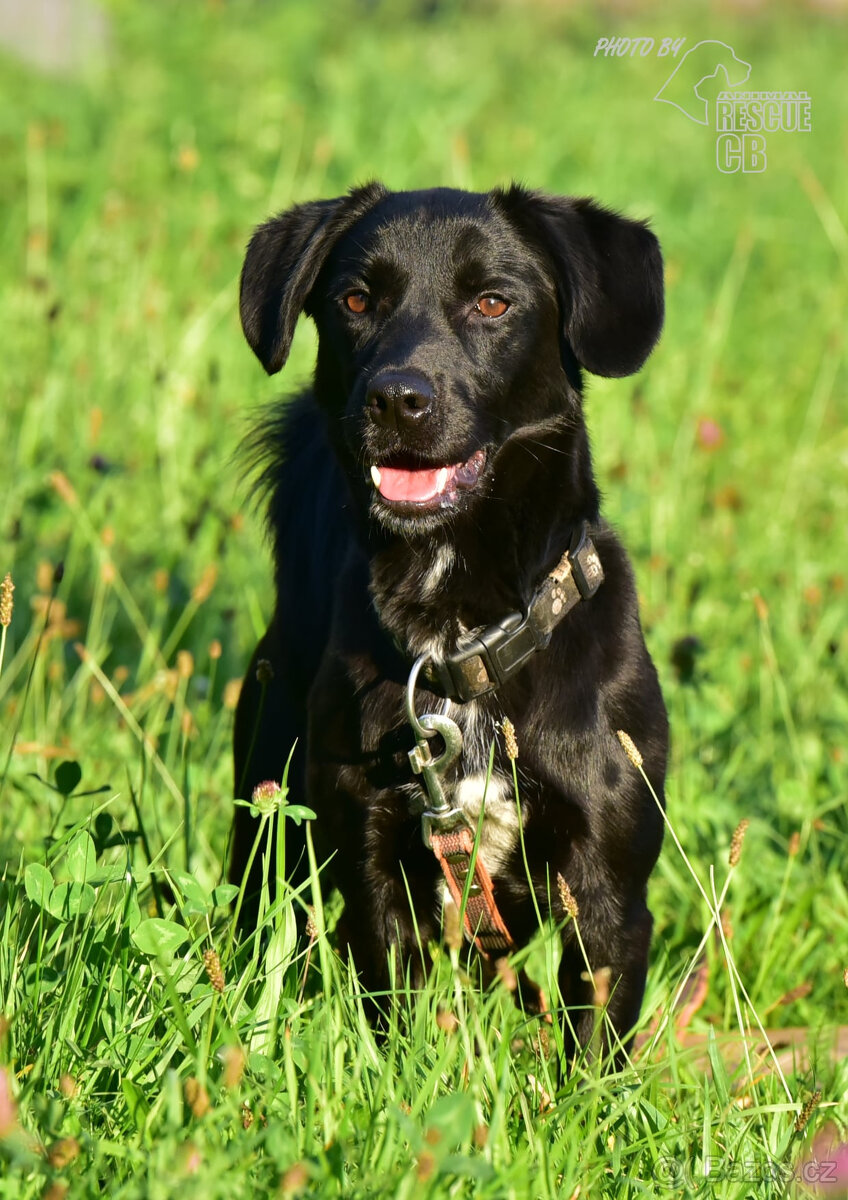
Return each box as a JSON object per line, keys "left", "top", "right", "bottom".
{"left": 231, "top": 183, "right": 668, "bottom": 1055}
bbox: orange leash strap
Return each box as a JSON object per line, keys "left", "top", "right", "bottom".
{"left": 429, "top": 826, "right": 514, "bottom": 958}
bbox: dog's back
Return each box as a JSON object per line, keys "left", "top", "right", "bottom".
{"left": 255, "top": 394, "right": 353, "bottom": 694}
{"left": 231, "top": 394, "right": 351, "bottom": 907}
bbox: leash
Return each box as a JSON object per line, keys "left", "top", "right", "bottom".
{"left": 405, "top": 522, "right": 605, "bottom": 958}
{"left": 406, "top": 655, "right": 514, "bottom": 957}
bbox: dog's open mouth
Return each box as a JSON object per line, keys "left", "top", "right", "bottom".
{"left": 369, "top": 449, "right": 487, "bottom": 508}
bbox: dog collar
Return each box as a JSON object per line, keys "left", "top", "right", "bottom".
{"left": 422, "top": 521, "right": 604, "bottom": 703}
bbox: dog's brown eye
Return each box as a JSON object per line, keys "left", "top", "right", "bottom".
{"left": 344, "top": 291, "right": 369, "bottom": 314}
{"left": 477, "top": 296, "right": 509, "bottom": 319}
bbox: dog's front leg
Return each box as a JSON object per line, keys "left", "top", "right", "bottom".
{"left": 309, "top": 769, "right": 442, "bottom": 1015}
{"left": 329, "top": 845, "right": 441, "bottom": 1018}
{"left": 556, "top": 888, "right": 653, "bottom": 1063}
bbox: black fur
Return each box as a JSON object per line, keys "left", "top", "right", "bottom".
{"left": 231, "top": 183, "right": 668, "bottom": 1056}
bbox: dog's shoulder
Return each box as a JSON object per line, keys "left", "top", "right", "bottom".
{"left": 248, "top": 391, "right": 358, "bottom": 662}
{"left": 246, "top": 391, "right": 337, "bottom": 509}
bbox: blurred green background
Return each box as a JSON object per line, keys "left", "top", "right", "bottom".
{"left": 1, "top": 0, "right": 846, "bottom": 1011}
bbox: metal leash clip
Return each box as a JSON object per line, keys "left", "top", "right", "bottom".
{"left": 406, "top": 654, "right": 465, "bottom": 847}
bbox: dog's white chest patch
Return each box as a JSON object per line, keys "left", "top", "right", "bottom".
{"left": 452, "top": 771, "right": 521, "bottom": 874}
{"left": 437, "top": 770, "right": 521, "bottom": 924}
{"left": 420, "top": 545, "right": 455, "bottom": 598}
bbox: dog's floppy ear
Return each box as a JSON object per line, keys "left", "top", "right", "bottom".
{"left": 240, "top": 181, "right": 388, "bottom": 375}
{"left": 494, "top": 185, "right": 664, "bottom": 378}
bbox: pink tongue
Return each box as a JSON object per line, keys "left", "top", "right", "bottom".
{"left": 378, "top": 466, "right": 452, "bottom": 503}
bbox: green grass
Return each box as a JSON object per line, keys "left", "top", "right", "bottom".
{"left": 1, "top": 1, "right": 847, "bottom": 1195}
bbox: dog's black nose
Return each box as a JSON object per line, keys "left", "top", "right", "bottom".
{"left": 366, "top": 372, "right": 434, "bottom": 430}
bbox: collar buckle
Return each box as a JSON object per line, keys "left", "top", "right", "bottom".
{"left": 423, "top": 523, "right": 604, "bottom": 704}
{"left": 425, "top": 613, "right": 545, "bottom": 703}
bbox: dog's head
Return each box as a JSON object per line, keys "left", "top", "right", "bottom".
{"left": 240, "top": 183, "right": 663, "bottom": 534}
